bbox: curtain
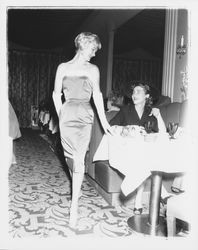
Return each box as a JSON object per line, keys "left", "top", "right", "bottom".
{"left": 112, "top": 58, "right": 163, "bottom": 97}
{"left": 8, "top": 50, "right": 67, "bottom": 128}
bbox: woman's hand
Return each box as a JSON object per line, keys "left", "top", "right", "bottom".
{"left": 150, "top": 107, "right": 166, "bottom": 133}
{"left": 103, "top": 122, "right": 115, "bottom": 135}
{"left": 105, "top": 125, "right": 115, "bottom": 135}
{"left": 149, "top": 108, "right": 160, "bottom": 118}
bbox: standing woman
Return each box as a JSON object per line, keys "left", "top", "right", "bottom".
{"left": 52, "top": 32, "right": 112, "bottom": 227}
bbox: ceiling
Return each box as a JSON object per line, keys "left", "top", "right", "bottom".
{"left": 8, "top": 8, "right": 165, "bottom": 58}
{"left": 8, "top": 9, "right": 93, "bottom": 50}
{"left": 114, "top": 9, "right": 165, "bottom": 58}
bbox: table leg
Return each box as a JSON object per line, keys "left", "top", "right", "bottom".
{"left": 127, "top": 171, "right": 167, "bottom": 236}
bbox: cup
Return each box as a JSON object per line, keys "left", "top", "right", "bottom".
{"left": 144, "top": 120, "right": 154, "bottom": 134}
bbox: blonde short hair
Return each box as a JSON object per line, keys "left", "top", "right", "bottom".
{"left": 74, "top": 32, "right": 102, "bottom": 51}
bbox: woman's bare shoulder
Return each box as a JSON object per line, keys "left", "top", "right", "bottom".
{"left": 88, "top": 63, "right": 99, "bottom": 70}
{"left": 58, "top": 62, "right": 70, "bottom": 69}
{"left": 87, "top": 63, "right": 99, "bottom": 76}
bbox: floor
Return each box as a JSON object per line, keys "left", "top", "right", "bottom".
{"left": 9, "top": 129, "right": 139, "bottom": 238}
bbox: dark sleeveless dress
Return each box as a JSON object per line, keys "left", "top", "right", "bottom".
{"left": 59, "top": 76, "right": 94, "bottom": 173}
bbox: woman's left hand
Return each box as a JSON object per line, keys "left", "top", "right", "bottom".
{"left": 149, "top": 108, "right": 160, "bottom": 118}
{"left": 106, "top": 125, "right": 116, "bottom": 135}
{"left": 103, "top": 123, "right": 116, "bottom": 135}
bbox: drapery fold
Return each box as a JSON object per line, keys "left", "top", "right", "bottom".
{"left": 8, "top": 51, "right": 162, "bottom": 128}
{"left": 112, "top": 58, "right": 162, "bottom": 97}
{"left": 8, "top": 50, "right": 67, "bottom": 128}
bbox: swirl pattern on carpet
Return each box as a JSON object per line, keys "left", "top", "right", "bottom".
{"left": 9, "top": 130, "right": 145, "bottom": 238}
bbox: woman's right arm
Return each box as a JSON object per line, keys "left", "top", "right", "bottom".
{"left": 52, "top": 63, "right": 64, "bottom": 117}
{"left": 150, "top": 108, "right": 166, "bottom": 133}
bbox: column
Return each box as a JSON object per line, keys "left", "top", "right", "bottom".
{"left": 105, "top": 26, "right": 115, "bottom": 96}
{"left": 162, "top": 9, "right": 178, "bottom": 101}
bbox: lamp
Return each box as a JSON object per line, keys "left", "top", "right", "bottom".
{"left": 176, "top": 35, "right": 187, "bottom": 59}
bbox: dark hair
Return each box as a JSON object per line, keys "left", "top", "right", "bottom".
{"left": 107, "top": 91, "right": 124, "bottom": 107}
{"left": 130, "top": 82, "right": 153, "bottom": 107}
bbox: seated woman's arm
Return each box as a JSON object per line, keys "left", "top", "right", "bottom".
{"left": 150, "top": 108, "right": 166, "bottom": 133}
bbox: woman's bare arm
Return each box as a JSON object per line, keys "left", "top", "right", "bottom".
{"left": 52, "top": 63, "right": 64, "bottom": 116}
{"left": 89, "top": 65, "right": 112, "bottom": 134}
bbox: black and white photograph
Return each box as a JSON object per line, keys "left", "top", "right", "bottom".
{"left": 1, "top": 0, "right": 198, "bottom": 249}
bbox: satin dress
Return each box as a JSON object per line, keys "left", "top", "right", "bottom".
{"left": 59, "top": 76, "right": 94, "bottom": 173}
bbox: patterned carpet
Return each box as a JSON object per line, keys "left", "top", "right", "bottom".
{"left": 9, "top": 129, "right": 190, "bottom": 239}
{"left": 9, "top": 129, "right": 143, "bottom": 238}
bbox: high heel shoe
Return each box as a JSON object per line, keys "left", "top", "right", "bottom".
{"left": 171, "top": 186, "right": 185, "bottom": 194}
{"left": 133, "top": 207, "right": 143, "bottom": 215}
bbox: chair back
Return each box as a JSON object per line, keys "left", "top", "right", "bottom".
{"left": 160, "top": 102, "right": 182, "bottom": 128}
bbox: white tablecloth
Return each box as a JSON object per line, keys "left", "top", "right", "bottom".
{"left": 94, "top": 127, "right": 195, "bottom": 196}
{"left": 49, "top": 117, "right": 58, "bottom": 134}
{"left": 39, "top": 111, "right": 50, "bottom": 125}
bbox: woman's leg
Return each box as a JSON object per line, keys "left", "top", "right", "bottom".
{"left": 133, "top": 183, "right": 144, "bottom": 214}
{"left": 65, "top": 157, "right": 73, "bottom": 178}
{"left": 161, "top": 184, "right": 169, "bottom": 198}
{"left": 69, "top": 171, "right": 84, "bottom": 227}
{"left": 69, "top": 155, "right": 84, "bottom": 227}
{"left": 12, "top": 140, "right": 17, "bottom": 164}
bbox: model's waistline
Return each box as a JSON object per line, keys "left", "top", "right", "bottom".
{"left": 66, "top": 99, "right": 90, "bottom": 104}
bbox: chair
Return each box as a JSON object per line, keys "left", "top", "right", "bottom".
{"left": 166, "top": 192, "right": 190, "bottom": 237}
{"left": 153, "top": 95, "right": 171, "bottom": 107}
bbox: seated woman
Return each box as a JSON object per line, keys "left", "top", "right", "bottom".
{"left": 110, "top": 82, "right": 168, "bottom": 214}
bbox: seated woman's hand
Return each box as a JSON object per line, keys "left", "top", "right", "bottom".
{"left": 150, "top": 107, "right": 160, "bottom": 118}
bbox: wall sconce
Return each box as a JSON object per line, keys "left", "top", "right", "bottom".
{"left": 176, "top": 35, "right": 187, "bottom": 59}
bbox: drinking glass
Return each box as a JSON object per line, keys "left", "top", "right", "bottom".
{"left": 144, "top": 120, "right": 154, "bottom": 134}
{"left": 168, "top": 122, "right": 179, "bottom": 139}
